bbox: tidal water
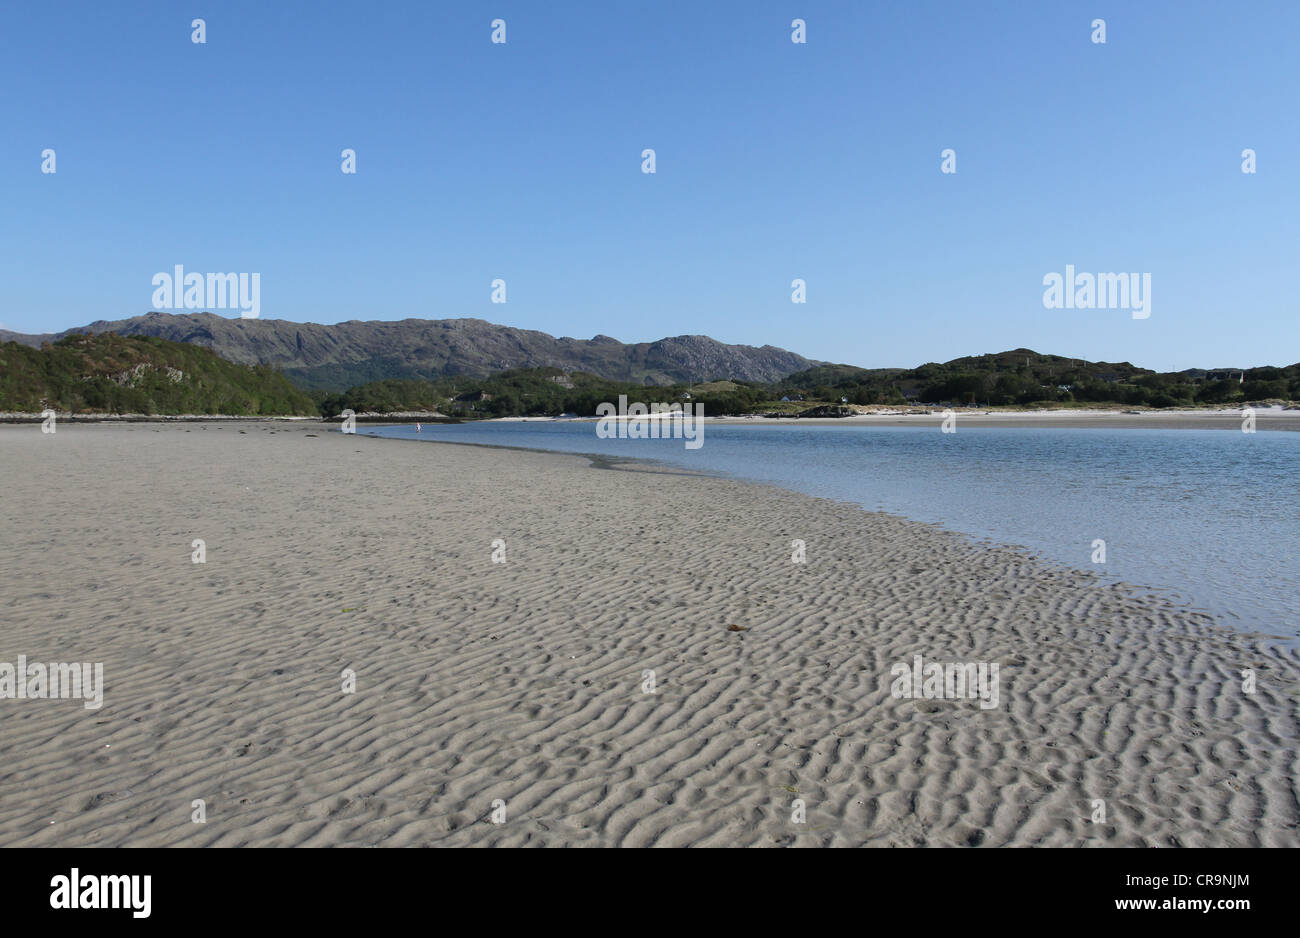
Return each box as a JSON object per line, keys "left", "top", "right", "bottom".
{"left": 362, "top": 421, "right": 1300, "bottom": 641}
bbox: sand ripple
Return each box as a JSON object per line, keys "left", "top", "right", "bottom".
{"left": 0, "top": 423, "right": 1296, "bottom": 847}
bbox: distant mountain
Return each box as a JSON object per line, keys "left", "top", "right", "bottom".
{"left": 0, "top": 313, "right": 822, "bottom": 390}
{"left": 0, "top": 332, "right": 317, "bottom": 415}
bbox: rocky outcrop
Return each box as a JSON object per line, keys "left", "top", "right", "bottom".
{"left": 795, "top": 404, "right": 857, "bottom": 418}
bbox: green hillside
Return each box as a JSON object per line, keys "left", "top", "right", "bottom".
{"left": 0, "top": 333, "right": 317, "bottom": 415}
{"left": 317, "top": 367, "right": 643, "bottom": 418}
{"left": 772, "top": 349, "right": 1300, "bottom": 409}
{"left": 320, "top": 349, "right": 1300, "bottom": 418}
{"left": 5, "top": 336, "right": 1295, "bottom": 418}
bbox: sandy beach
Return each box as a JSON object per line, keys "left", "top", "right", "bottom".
{"left": 0, "top": 423, "right": 1296, "bottom": 847}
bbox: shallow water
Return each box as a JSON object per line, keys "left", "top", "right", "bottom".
{"left": 362, "top": 420, "right": 1300, "bottom": 641}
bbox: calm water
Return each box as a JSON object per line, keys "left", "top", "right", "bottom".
{"left": 361, "top": 421, "right": 1300, "bottom": 640}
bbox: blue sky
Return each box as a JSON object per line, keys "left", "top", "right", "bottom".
{"left": 1, "top": 1, "right": 1296, "bottom": 371}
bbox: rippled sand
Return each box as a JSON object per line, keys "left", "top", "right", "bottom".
{"left": 0, "top": 423, "right": 1296, "bottom": 846}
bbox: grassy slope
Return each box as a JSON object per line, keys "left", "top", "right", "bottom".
{"left": 0, "top": 333, "right": 317, "bottom": 415}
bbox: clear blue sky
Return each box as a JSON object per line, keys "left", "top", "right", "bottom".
{"left": 1, "top": 1, "right": 1296, "bottom": 371}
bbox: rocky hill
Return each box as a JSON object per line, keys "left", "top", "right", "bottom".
{"left": 0, "top": 313, "right": 820, "bottom": 391}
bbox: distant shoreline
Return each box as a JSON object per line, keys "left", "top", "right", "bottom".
{"left": 5, "top": 407, "right": 1299, "bottom": 430}
{"left": 0, "top": 412, "right": 454, "bottom": 424}
{"left": 496, "top": 407, "right": 1300, "bottom": 431}
{"left": 706, "top": 410, "right": 1300, "bottom": 431}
